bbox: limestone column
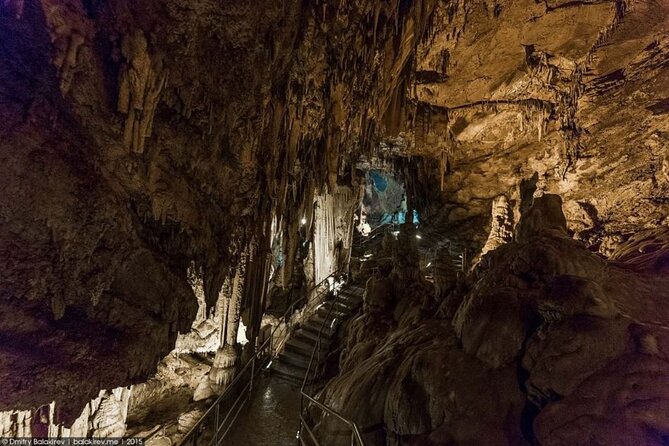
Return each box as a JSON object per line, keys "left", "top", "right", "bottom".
{"left": 481, "top": 195, "right": 514, "bottom": 256}
{"left": 209, "top": 247, "right": 248, "bottom": 390}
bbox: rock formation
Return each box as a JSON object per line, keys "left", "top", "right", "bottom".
{"left": 316, "top": 195, "right": 669, "bottom": 445}
{"left": 408, "top": 0, "right": 669, "bottom": 254}
{"left": 1, "top": 0, "right": 669, "bottom": 442}
{"left": 481, "top": 195, "right": 514, "bottom": 255}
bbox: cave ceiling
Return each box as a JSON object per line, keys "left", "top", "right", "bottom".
{"left": 403, "top": 0, "right": 669, "bottom": 252}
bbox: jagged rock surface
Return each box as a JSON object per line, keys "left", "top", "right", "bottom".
{"left": 316, "top": 195, "right": 669, "bottom": 445}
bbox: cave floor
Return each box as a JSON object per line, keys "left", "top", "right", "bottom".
{"left": 224, "top": 375, "right": 301, "bottom": 446}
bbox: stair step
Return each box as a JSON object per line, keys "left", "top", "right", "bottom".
{"left": 277, "top": 352, "right": 311, "bottom": 370}
{"left": 323, "top": 300, "right": 356, "bottom": 312}
{"left": 310, "top": 313, "right": 338, "bottom": 326}
{"left": 317, "top": 300, "right": 360, "bottom": 317}
{"left": 337, "top": 293, "right": 363, "bottom": 305}
{"left": 302, "top": 319, "right": 337, "bottom": 336}
{"left": 309, "top": 315, "right": 343, "bottom": 331}
{"left": 340, "top": 286, "right": 365, "bottom": 298}
{"left": 271, "top": 361, "right": 307, "bottom": 382}
{"left": 317, "top": 306, "right": 348, "bottom": 319}
{"left": 272, "top": 284, "right": 364, "bottom": 384}
{"left": 297, "top": 328, "right": 333, "bottom": 343}
{"left": 285, "top": 335, "right": 330, "bottom": 355}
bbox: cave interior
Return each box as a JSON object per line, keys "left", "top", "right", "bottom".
{"left": 1, "top": 0, "right": 669, "bottom": 445}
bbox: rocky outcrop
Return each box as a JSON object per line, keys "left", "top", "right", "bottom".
{"left": 0, "top": 388, "right": 131, "bottom": 438}
{"left": 316, "top": 195, "right": 669, "bottom": 445}
{"left": 534, "top": 354, "right": 669, "bottom": 446}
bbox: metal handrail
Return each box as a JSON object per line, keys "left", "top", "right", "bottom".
{"left": 177, "top": 269, "right": 345, "bottom": 446}
{"left": 353, "top": 223, "right": 395, "bottom": 248}
{"left": 301, "top": 393, "right": 364, "bottom": 441}
{"left": 297, "top": 284, "right": 366, "bottom": 446}
{"left": 270, "top": 275, "right": 339, "bottom": 356}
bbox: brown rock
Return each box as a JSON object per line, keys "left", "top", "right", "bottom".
{"left": 535, "top": 354, "right": 669, "bottom": 446}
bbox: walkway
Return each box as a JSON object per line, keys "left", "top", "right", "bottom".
{"left": 223, "top": 375, "right": 301, "bottom": 446}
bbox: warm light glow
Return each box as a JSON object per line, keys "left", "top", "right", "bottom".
{"left": 236, "top": 321, "right": 249, "bottom": 345}
{"left": 300, "top": 217, "right": 307, "bottom": 225}
{"left": 416, "top": 234, "right": 422, "bottom": 239}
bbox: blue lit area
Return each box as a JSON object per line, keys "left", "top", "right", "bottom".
{"left": 369, "top": 171, "right": 388, "bottom": 192}
{"left": 360, "top": 170, "right": 412, "bottom": 230}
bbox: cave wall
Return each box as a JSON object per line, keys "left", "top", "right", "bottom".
{"left": 405, "top": 0, "right": 669, "bottom": 254}
{"left": 0, "top": 0, "right": 438, "bottom": 420}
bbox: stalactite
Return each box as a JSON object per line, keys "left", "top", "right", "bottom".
{"left": 439, "top": 149, "right": 448, "bottom": 192}
{"left": 117, "top": 30, "right": 167, "bottom": 154}
{"left": 192, "top": 248, "right": 248, "bottom": 401}
{"left": 313, "top": 186, "right": 357, "bottom": 283}
{"left": 40, "top": 0, "right": 93, "bottom": 96}
{"left": 224, "top": 247, "right": 247, "bottom": 346}
{"left": 587, "top": 0, "right": 629, "bottom": 65}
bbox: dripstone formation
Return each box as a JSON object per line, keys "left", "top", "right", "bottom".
{"left": 1, "top": 0, "right": 668, "bottom": 443}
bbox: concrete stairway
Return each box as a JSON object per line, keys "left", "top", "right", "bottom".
{"left": 271, "top": 284, "right": 364, "bottom": 383}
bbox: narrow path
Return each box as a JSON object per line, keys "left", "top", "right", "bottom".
{"left": 224, "top": 375, "right": 301, "bottom": 446}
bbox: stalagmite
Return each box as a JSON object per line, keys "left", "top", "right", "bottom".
{"left": 481, "top": 195, "right": 514, "bottom": 256}
{"left": 207, "top": 344, "right": 238, "bottom": 389}
{"left": 0, "top": 389, "right": 131, "bottom": 438}
{"left": 90, "top": 392, "right": 127, "bottom": 438}
{"left": 193, "top": 246, "right": 248, "bottom": 401}
{"left": 433, "top": 245, "right": 458, "bottom": 299}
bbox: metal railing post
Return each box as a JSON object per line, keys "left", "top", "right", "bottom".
{"left": 296, "top": 418, "right": 303, "bottom": 446}
{"left": 250, "top": 355, "right": 255, "bottom": 394}
{"left": 214, "top": 402, "right": 220, "bottom": 446}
